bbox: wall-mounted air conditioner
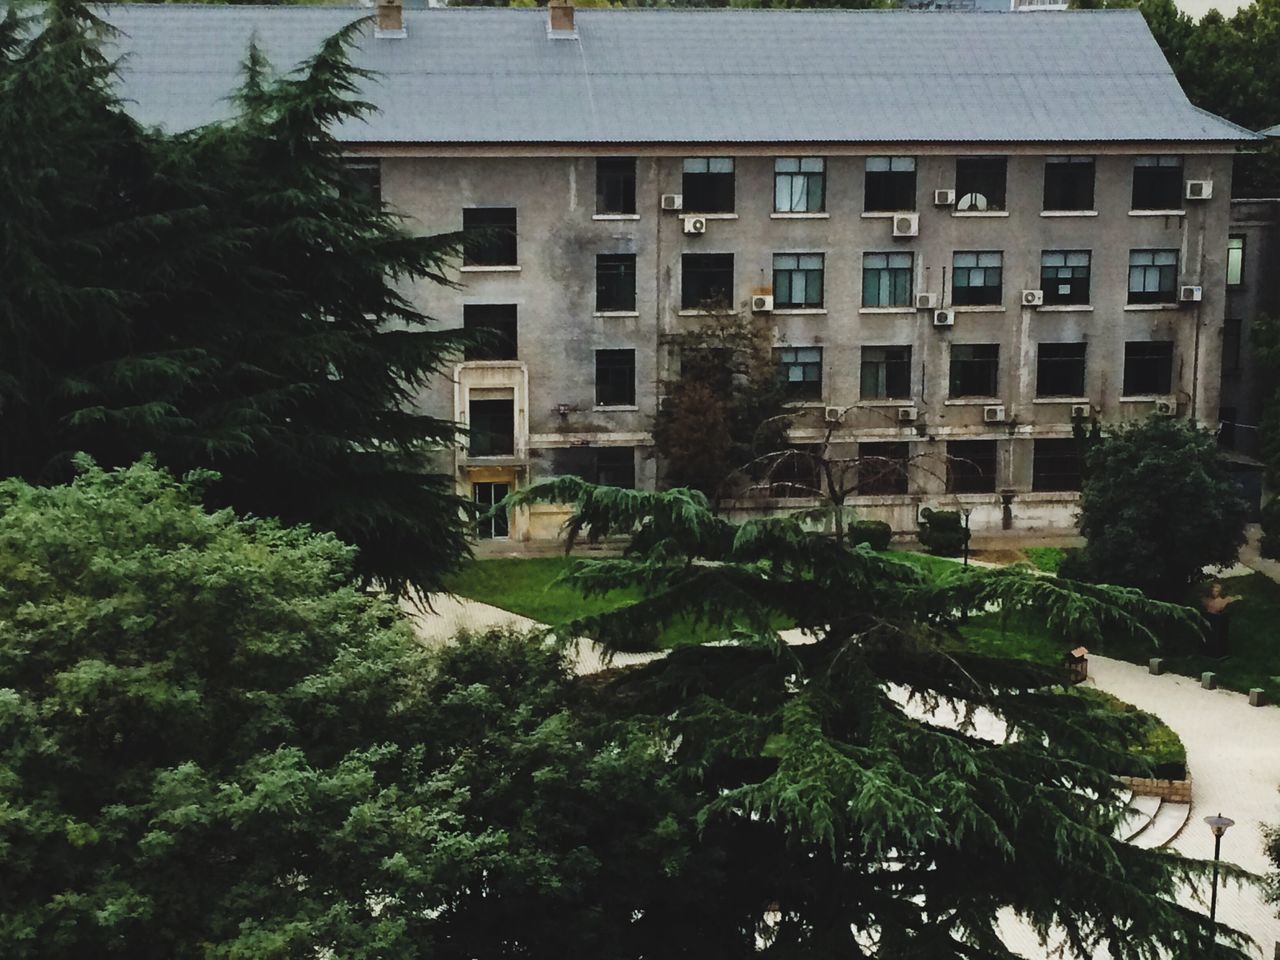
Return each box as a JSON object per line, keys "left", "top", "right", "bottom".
{"left": 933, "top": 189, "right": 956, "bottom": 206}
{"left": 751, "top": 294, "right": 774, "bottom": 313}
{"left": 983, "top": 404, "right": 1006, "bottom": 423}
{"left": 892, "top": 213, "right": 919, "bottom": 238}
{"left": 897, "top": 406, "right": 918, "bottom": 422}
{"left": 1154, "top": 397, "right": 1178, "bottom": 416}
{"left": 1185, "top": 180, "right": 1213, "bottom": 200}
{"left": 933, "top": 309, "right": 954, "bottom": 327}
{"left": 1022, "top": 289, "right": 1044, "bottom": 307}
{"left": 683, "top": 216, "right": 708, "bottom": 235}
{"left": 823, "top": 406, "right": 844, "bottom": 423}
{"left": 1179, "top": 285, "right": 1203, "bottom": 302}
{"left": 1070, "top": 403, "right": 1091, "bottom": 419}
{"left": 661, "top": 193, "right": 683, "bottom": 211}
{"left": 915, "top": 292, "right": 938, "bottom": 310}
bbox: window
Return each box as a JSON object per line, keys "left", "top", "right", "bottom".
{"left": 596, "top": 158, "right": 636, "bottom": 215}
{"left": 862, "top": 252, "right": 914, "bottom": 308}
{"left": 1122, "top": 341, "right": 1174, "bottom": 396}
{"left": 1131, "top": 156, "right": 1183, "bottom": 211}
{"left": 1040, "top": 250, "right": 1091, "bottom": 306}
{"left": 1219, "top": 407, "right": 1237, "bottom": 451}
{"left": 1223, "top": 318, "right": 1242, "bottom": 376}
{"left": 595, "top": 349, "right": 636, "bottom": 407}
{"left": 775, "top": 347, "right": 823, "bottom": 401}
{"left": 463, "top": 207, "right": 517, "bottom": 266}
{"left": 463, "top": 304, "right": 518, "bottom": 361}
{"left": 682, "top": 253, "right": 734, "bottom": 309}
{"left": 596, "top": 254, "right": 637, "bottom": 312}
{"left": 946, "top": 440, "right": 997, "bottom": 494}
{"left": 1036, "top": 342, "right": 1087, "bottom": 398}
{"left": 1227, "top": 235, "right": 1245, "bottom": 287}
{"left": 769, "top": 445, "right": 820, "bottom": 497}
{"left": 1032, "top": 439, "right": 1081, "bottom": 492}
{"left": 864, "top": 156, "right": 916, "bottom": 212}
{"left": 473, "top": 482, "right": 510, "bottom": 540}
{"left": 683, "top": 157, "right": 735, "bottom": 213}
{"left": 1127, "top": 249, "right": 1178, "bottom": 304}
{"left": 468, "top": 399, "right": 515, "bottom": 457}
{"left": 949, "top": 343, "right": 999, "bottom": 398}
{"left": 860, "top": 346, "right": 912, "bottom": 400}
{"left": 952, "top": 251, "right": 1003, "bottom": 307}
{"left": 775, "top": 158, "right": 825, "bottom": 213}
{"left": 594, "top": 447, "right": 636, "bottom": 488}
{"left": 1043, "top": 156, "right": 1094, "bottom": 212}
{"left": 858, "top": 441, "right": 909, "bottom": 495}
{"left": 773, "top": 253, "right": 824, "bottom": 308}
{"left": 341, "top": 159, "right": 381, "bottom": 207}
{"left": 955, "top": 157, "right": 1007, "bottom": 212}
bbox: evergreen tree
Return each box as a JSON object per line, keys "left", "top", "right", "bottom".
{"left": 505, "top": 477, "right": 1253, "bottom": 958}
{"left": 0, "top": 0, "right": 471, "bottom": 595}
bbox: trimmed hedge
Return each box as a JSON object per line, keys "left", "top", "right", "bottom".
{"left": 849, "top": 520, "right": 892, "bottom": 551}
{"left": 917, "top": 508, "right": 969, "bottom": 557}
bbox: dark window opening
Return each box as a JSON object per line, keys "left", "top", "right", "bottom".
{"left": 768, "top": 445, "right": 821, "bottom": 497}
{"left": 865, "top": 156, "right": 917, "bottom": 212}
{"left": 473, "top": 481, "right": 510, "bottom": 539}
{"left": 773, "top": 253, "right": 824, "bottom": 308}
{"left": 862, "top": 252, "right": 913, "bottom": 307}
{"left": 463, "top": 304, "right": 518, "bottom": 361}
{"left": 682, "top": 253, "right": 734, "bottom": 310}
{"left": 947, "top": 440, "right": 997, "bottom": 494}
{"left": 463, "top": 207, "right": 517, "bottom": 266}
{"left": 949, "top": 343, "right": 999, "bottom": 398}
{"left": 1032, "top": 439, "right": 1081, "bottom": 492}
{"left": 596, "top": 254, "right": 637, "bottom": 312}
{"left": 596, "top": 349, "right": 636, "bottom": 407}
{"left": 1043, "top": 156, "right": 1094, "bottom": 212}
{"left": 1223, "top": 318, "right": 1242, "bottom": 376}
{"left": 775, "top": 346, "right": 823, "bottom": 401}
{"left": 341, "top": 158, "right": 382, "bottom": 208}
{"left": 952, "top": 251, "right": 1003, "bottom": 307}
{"left": 683, "top": 157, "right": 735, "bottom": 213}
{"left": 594, "top": 447, "right": 636, "bottom": 488}
{"left": 596, "top": 158, "right": 636, "bottom": 215}
{"left": 1040, "top": 250, "right": 1091, "bottom": 305}
{"left": 860, "top": 345, "right": 912, "bottom": 400}
{"left": 1122, "top": 341, "right": 1174, "bottom": 396}
{"left": 956, "top": 157, "right": 1007, "bottom": 212}
{"left": 1219, "top": 407, "right": 1237, "bottom": 451}
{"left": 469, "top": 399, "right": 515, "bottom": 457}
{"left": 1036, "top": 342, "right": 1086, "bottom": 398}
{"left": 1131, "top": 155, "right": 1183, "bottom": 211}
{"left": 858, "top": 441, "right": 909, "bottom": 495}
{"left": 1127, "top": 249, "right": 1178, "bottom": 304}
{"left": 775, "top": 158, "right": 825, "bottom": 213}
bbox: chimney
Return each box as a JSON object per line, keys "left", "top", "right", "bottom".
{"left": 548, "top": 0, "right": 576, "bottom": 37}
{"left": 375, "top": 0, "right": 405, "bottom": 38}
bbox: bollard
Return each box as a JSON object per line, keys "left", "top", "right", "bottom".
{"left": 1250, "top": 688, "right": 1267, "bottom": 707}
{"left": 1201, "top": 672, "right": 1217, "bottom": 690}
{"left": 1148, "top": 657, "right": 1165, "bottom": 676}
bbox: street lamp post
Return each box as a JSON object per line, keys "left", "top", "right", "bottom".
{"left": 961, "top": 508, "right": 972, "bottom": 568}
{"left": 1204, "top": 813, "right": 1234, "bottom": 925}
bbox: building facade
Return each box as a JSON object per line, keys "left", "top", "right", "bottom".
{"left": 106, "top": 2, "right": 1259, "bottom": 541}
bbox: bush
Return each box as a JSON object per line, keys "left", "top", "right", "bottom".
{"left": 1261, "top": 500, "right": 1280, "bottom": 560}
{"left": 917, "top": 508, "right": 970, "bottom": 557}
{"left": 850, "top": 520, "right": 892, "bottom": 551}
{"left": 1056, "top": 547, "right": 1093, "bottom": 583}
{"left": 1024, "top": 546, "right": 1066, "bottom": 574}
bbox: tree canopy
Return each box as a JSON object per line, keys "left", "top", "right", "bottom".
{"left": 0, "top": 0, "right": 471, "bottom": 596}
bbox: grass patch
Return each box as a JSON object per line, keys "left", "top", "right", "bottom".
{"left": 1024, "top": 547, "right": 1066, "bottom": 574}
{"left": 1074, "top": 688, "right": 1187, "bottom": 779}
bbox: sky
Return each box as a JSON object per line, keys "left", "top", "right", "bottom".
{"left": 1176, "top": 0, "right": 1250, "bottom": 18}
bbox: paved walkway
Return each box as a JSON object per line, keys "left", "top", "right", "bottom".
{"left": 407, "top": 596, "right": 1280, "bottom": 958}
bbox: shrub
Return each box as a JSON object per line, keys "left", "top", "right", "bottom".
{"left": 850, "top": 520, "right": 892, "bottom": 551}
{"left": 1024, "top": 546, "right": 1066, "bottom": 574}
{"left": 917, "top": 508, "right": 970, "bottom": 557}
{"left": 1261, "top": 500, "right": 1280, "bottom": 560}
{"left": 1056, "top": 547, "right": 1093, "bottom": 583}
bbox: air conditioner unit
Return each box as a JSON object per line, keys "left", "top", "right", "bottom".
{"left": 1179, "top": 285, "right": 1203, "bottom": 302}
{"left": 751, "top": 294, "right": 774, "bottom": 313}
{"left": 823, "top": 406, "right": 844, "bottom": 423}
{"left": 683, "top": 216, "right": 708, "bottom": 236}
{"left": 933, "top": 309, "right": 954, "bottom": 327}
{"left": 1022, "top": 289, "right": 1044, "bottom": 307}
{"left": 892, "top": 213, "right": 919, "bottom": 238}
{"left": 983, "top": 404, "right": 1006, "bottom": 423}
{"left": 933, "top": 189, "right": 956, "bottom": 206}
{"left": 1185, "top": 179, "right": 1213, "bottom": 200}
{"left": 1070, "top": 403, "right": 1091, "bottom": 419}
{"left": 915, "top": 292, "right": 938, "bottom": 310}
{"left": 897, "top": 406, "right": 918, "bottom": 422}
{"left": 661, "top": 193, "right": 683, "bottom": 211}
{"left": 1154, "top": 397, "right": 1178, "bottom": 416}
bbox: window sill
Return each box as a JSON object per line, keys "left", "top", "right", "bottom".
{"left": 1041, "top": 210, "right": 1099, "bottom": 218}
{"left": 1032, "top": 397, "right": 1089, "bottom": 405}
{"left": 460, "top": 264, "right": 521, "bottom": 273}
{"left": 1128, "top": 209, "right": 1185, "bottom": 217}
{"left": 944, "top": 398, "right": 1003, "bottom": 406}
{"left": 1123, "top": 303, "right": 1179, "bottom": 311}
{"left": 1119, "top": 395, "right": 1174, "bottom": 403}
{"left": 771, "top": 212, "right": 830, "bottom": 219}
{"left": 594, "top": 405, "right": 640, "bottom": 412}
{"left": 860, "top": 211, "right": 913, "bottom": 219}
{"left": 773, "top": 308, "right": 828, "bottom": 315}
{"left": 592, "top": 214, "right": 640, "bottom": 221}
{"left": 858, "top": 307, "right": 916, "bottom": 315}
{"left": 952, "top": 211, "right": 1010, "bottom": 218}
{"left": 1037, "top": 304, "right": 1094, "bottom": 313}
{"left": 952, "top": 305, "right": 1006, "bottom": 313}
{"left": 594, "top": 310, "right": 640, "bottom": 318}
{"left": 783, "top": 400, "right": 827, "bottom": 409}
{"left": 859, "top": 398, "right": 915, "bottom": 406}
{"left": 676, "top": 308, "right": 737, "bottom": 317}
{"left": 680, "top": 212, "right": 738, "bottom": 220}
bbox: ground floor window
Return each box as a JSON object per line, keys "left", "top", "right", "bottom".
{"left": 1031, "top": 439, "right": 1081, "bottom": 492}
{"left": 473, "top": 482, "right": 510, "bottom": 539}
{"left": 858, "top": 442, "right": 909, "bottom": 495}
{"left": 946, "top": 440, "right": 997, "bottom": 494}
{"left": 594, "top": 447, "right": 636, "bottom": 488}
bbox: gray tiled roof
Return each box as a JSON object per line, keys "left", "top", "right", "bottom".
{"left": 99, "top": 5, "right": 1257, "bottom": 145}
{"left": 1263, "top": 124, "right": 1280, "bottom": 137}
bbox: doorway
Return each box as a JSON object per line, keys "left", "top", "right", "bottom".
{"left": 473, "top": 482, "right": 510, "bottom": 539}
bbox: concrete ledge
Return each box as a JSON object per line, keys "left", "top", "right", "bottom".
{"left": 1119, "top": 774, "right": 1193, "bottom": 804}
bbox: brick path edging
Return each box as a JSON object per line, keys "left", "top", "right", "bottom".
{"left": 1119, "top": 774, "right": 1192, "bottom": 803}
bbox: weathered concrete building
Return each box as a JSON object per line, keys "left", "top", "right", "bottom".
{"left": 106, "top": 2, "right": 1259, "bottom": 540}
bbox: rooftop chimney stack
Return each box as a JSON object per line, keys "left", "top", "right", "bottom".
{"left": 548, "top": 0, "right": 576, "bottom": 38}
{"left": 375, "top": 0, "right": 405, "bottom": 38}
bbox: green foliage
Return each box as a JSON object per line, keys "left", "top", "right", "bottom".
{"left": 0, "top": 0, "right": 471, "bottom": 596}
{"left": 917, "top": 506, "right": 970, "bottom": 557}
{"left": 1261, "top": 499, "right": 1280, "bottom": 559}
{"left": 1075, "top": 418, "right": 1248, "bottom": 600}
{"left": 849, "top": 519, "right": 892, "bottom": 551}
{"left": 0, "top": 460, "right": 698, "bottom": 958}
{"left": 1075, "top": 688, "right": 1187, "bottom": 780}
{"left": 508, "top": 479, "right": 1250, "bottom": 957}
{"left": 1025, "top": 546, "right": 1067, "bottom": 574}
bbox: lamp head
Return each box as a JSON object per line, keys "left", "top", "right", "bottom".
{"left": 1204, "top": 813, "right": 1235, "bottom": 838}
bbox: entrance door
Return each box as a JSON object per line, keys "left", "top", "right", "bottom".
{"left": 473, "top": 482, "right": 510, "bottom": 539}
